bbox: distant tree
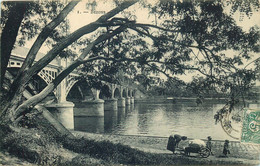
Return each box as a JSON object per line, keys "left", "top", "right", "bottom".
{"left": 162, "top": 78, "right": 192, "bottom": 97}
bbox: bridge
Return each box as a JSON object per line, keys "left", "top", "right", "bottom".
{"left": 7, "top": 47, "right": 137, "bottom": 129}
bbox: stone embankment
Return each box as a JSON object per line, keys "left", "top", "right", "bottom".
{"left": 73, "top": 131, "right": 260, "bottom": 165}
{"left": 1, "top": 130, "right": 259, "bottom": 165}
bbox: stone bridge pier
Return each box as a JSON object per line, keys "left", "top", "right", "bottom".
{"left": 45, "top": 75, "right": 75, "bottom": 130}
{"left": 125, "top": 88, "right": 131, "bottom": 106}
{"left": 117, "top": 86, "right": 126, "bottom": 107}
{"left": 73, "top": 88, "right": 104, "bottom": 117}
{"left": 104, "top": 84, "right": 118, "bottom": 110}
{"left": 130, "top": 89, "right": 134, "bottom": 104}
{"left": 7, "top": 47, "right": 138, "bottom": 131}
{"left": 73, "top": 84, "right": 136, "bottom": 119}
{"left": 37, "top": 74, "right": 136, "bottom": 130}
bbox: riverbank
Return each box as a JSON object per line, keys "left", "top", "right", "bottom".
{"left": 0, "top": 151, "right": 35, "bottom": 166}
{"left": 73, "top": 131, "right": 260, "bottom": 165}
{"left": 1, "top": 126, "right": 259, "bottom": 165}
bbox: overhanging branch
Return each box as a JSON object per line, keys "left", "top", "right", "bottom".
{"left": 14, "top": 24, "right": 129, "bottom": 119}
{"left": 16, "top": 1, "right": 79, "bottom": 77}
{"left": 130, "top": 26, "right": 200, "bottom": 49}
{"left": 7, "top": 0, "right": 138, "bottom": 110}
{"left": 135, "top": 23, "right": 180, "bottom": 33}
{"left": 1, "top": 2, "right": 29, "bottom": 87}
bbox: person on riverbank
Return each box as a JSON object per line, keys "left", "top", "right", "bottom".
{"left": 174, "top": 134, "right": 182, "bottom": 148}
{"left": 167, "top": 135, "right": 176, "bottom": 153}
{"left": 166, "top": 134, "right": 184, "bottom": 153}
{"left": 206, "top": 136, "right": 213, "bottom": 155}
{"left": 223, "top": 140, "right": 230, "bottom": 157}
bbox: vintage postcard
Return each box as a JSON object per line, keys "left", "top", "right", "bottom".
{"left": 0, "top": 0, "right": 259, "bottom": 165}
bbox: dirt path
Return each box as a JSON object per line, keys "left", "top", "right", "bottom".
{"left": 73, "top": 131, "right": 260, "bottom": 165}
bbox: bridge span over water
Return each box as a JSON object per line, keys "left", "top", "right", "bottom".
{"left": 7, "top": 47, "right": 137, "bottom": 129}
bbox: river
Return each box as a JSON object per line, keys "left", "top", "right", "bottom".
{"left": 74, "top": 98, "right": 259, "bottom": 141}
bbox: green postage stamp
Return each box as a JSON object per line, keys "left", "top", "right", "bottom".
{"left": 241, "top": 108, "right": 260, "bottom": 144}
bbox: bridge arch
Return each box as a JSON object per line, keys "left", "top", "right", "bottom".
{"left": 128, "top": 89, "right": 131, "bottom": 97}
{"left": 6, "top": 67, "right": 57, "bottom": 100}
{"left": 38, "top": 69, "right": 58, "bottom": 85}
{"left": 114, "top": 87, "right": 121, "bottom": 98}
{"left": 37, "top": 69, "right": 59, "bottom": 99}
{"left": 7, "top": 67, "right": 50, "bottom": 93}
{"left": 66, "top": 82, "right": 82, "bottom": 101}
{"left": 65, "top": 75, "right": 78, "bottom": 98}
{"left": 132, "top": 90, "right": 135, "bottom": 97}
{"left": 66, "top": 81, "right": 94, "bottom": 102}
{"left": 122, "top": 88, "right": 127, "bottom": 98}
{"left": 34, "top": 74, "right": 57, "bottom": 101}
{"left": 99, "top": 84, "right": 112, "bottom": 100}
{"left": 31, "top": 75, "right": 48, "bottom": 93}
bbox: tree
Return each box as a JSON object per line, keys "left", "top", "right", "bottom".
{"left": 1, "top": 0, "right": 138, "bottom": 122}
{"left": 1, "top": 1, "right": 71, "bottom": 85}
{"left": 0, "top": 0, "right": 259, "bottom": 144}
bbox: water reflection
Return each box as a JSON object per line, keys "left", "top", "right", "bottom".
{"left": 74, "top": 100, "right": 259, "bottom": 141}
{"left": 104, "top": 109, "right": 118, "bottom": 133}
{"left": 118, "top": 107, "right": 126, "bottom": 124}
{"left": 74, "top": 116, "right": 104, "bottom": 133}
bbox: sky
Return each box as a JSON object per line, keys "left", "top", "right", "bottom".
{"left": 23, "top": 0, "right": 260, "bottom": 82}
{"left": 67, "top": 0, "right": 260, "bottom": 31}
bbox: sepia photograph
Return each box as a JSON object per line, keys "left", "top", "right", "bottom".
{"left": 0, "top": 0, "right": 259, "bottom": 165}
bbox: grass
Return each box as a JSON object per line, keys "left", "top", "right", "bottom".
{"left": 62, "top": 136, "right": 245, "bottom": 165}
{"left": 0, "top": 112, "right": 247, "bottom": 165}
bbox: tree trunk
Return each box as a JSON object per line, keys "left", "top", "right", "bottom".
{"left": 6, "top": 1, "right": 137, "bottom": 109}
{"left": 4, "top": 0, "right": 137, "bottom": 122}
{"left": 1, "top": 1, "right": 78, "bottom": 120}
{"left": 14, "top": 25, "right": 128, "bottom": 119}
{"left": 13, "top": 1, "right": 79, "bottom": 92}
{"left": 0, "top": 2, "right": 29, "bottom": 87}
